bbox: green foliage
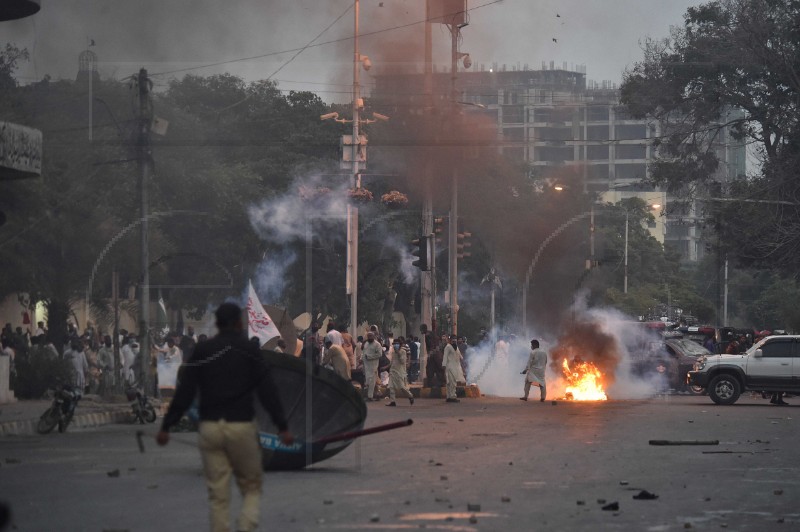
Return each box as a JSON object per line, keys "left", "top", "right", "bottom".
{"left": 12, "top": 349, "right": 73, "bottom": 399}
{"left": 621, "top": 0, "right": 800, "bottom": 277}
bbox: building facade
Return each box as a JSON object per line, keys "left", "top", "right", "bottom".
{"left": 372, "top": 63, "right": 746, "bottom": 261}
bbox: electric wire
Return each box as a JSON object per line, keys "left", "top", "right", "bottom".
{"left": 147, "top": 0, "right": 504, "bottom": 78}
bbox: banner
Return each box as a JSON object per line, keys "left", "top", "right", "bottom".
{"left": 247, "top": 280, "right": 281, "bottom": 346}
{"left": 157, "top": 351, "right": 181, "bottom": 389}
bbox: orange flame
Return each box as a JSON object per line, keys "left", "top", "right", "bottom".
{"left": 562, "top": 359, "right": 608, "bottom": 401}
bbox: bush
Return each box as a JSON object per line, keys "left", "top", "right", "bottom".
{"left": 12, "top": 349, "right": 73, "bottom": 399}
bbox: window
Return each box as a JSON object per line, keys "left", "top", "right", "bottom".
{"left": 615, "top": 124, "right": 647, "bottom": 140}
{"left": 502, "top": 105, "right": 524, "bottom": 124}
{"left": 535, "top": 127, "right": 572, "bottom": 141}
{"left": 535, "top": 147, "right": 573, "bottom": 162}
{"left": 534, "top": 108, "right": 552, "bottom": 123}
{"left": 587, "top": 106, "right": 609, "bottom": 122}
{"left": 503, "top": 127, "right": 524, "bottom": 141}
{"left": 615, "top": 163, "right": 647, "bottom": 180}
{"left": 616, "top": 144, "right": 647, "bottom": 160}
{"left": 587, "top": 126, "right": 610, "bottom": 141}
{"left": 760, "top": 339, "right": 794, "bottom": 358}
{"left": 587, "top": 164, "right": 609, "bottom": 180}
{"left": 587, "top": 145, "right": 609, "bottom": 160}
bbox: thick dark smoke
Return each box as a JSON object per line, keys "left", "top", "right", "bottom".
{"left": 551, "top": 319, "right": 621, "bottom": 386}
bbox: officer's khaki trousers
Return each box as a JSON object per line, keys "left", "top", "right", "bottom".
{"left": 198, "top": 420, "right": 262, "bottom": 532}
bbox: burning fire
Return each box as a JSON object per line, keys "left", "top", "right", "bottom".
{"left": 562, "top": 359, "right": 608, "bottom": 401}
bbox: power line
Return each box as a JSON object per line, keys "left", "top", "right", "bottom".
{"left": 213, "top": 1, "right": 354, "bottom": 114}
{"left": 148, "top": 0, "right": 504, "bottom": 78}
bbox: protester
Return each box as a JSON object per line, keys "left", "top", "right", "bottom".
{"left": 325, "top": 322, "right": 343, "bottom": 346}
{"left": 157, "top": 302, "right": 293, "bottom": 532}
{"left": 96, "top": 335, "right": 115, "bottom": 395}
{"left": 443, "top": 335, "right": 464, "bottom": 403}
{"left": 65, "top": 340, "right": 89, "bottom": 392}
{"left": 387, "top": 337, "right": 414, "bottom": 407}
{"left": 302, "top": 323, "right": 322, "bottom": 365}
{"left": 120, "top": 335, "right": 138, "bottom": 386}
{"left": 362, "top": 330, "right": 383, "bottom": 401}
{"left": 180, "top": 327, "right": 197, "bottom": 362}
{"left": 521, "top": 339, "right": 547, "bottom": 402}
{"left": 322, "top": 338, "right": 351, "bottom": 381}
{"left": 341, "top": 330, "right": 356, "bottom": 370}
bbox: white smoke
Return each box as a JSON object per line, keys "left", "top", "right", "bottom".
{"left": 467, "top": 295, "right": 667, "bottom": 399}
{"left": 253, "top": 249, "right": 297, "bottom": 304}
{"left": 248, "top": 172, "right": 350, "bottom": 246}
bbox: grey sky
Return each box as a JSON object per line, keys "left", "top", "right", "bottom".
{"left": 2, "top": 0, "right": 698, "bottom": 101}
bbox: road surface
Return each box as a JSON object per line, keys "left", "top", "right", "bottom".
{"left": 0, "top": 395, "right": 797, "bottom": 531}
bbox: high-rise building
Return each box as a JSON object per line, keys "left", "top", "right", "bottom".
{"left": 372, "top": 63, "right": 746, "bottom": 261}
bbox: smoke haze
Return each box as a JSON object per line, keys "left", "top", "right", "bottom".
{"left": 5, "top": 1, "right": 698, "bottom": 98}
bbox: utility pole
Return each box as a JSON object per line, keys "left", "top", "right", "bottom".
{"left": 448, "top": 20, "right": 460, "bottom": 336}
{"left": 623, "top": 210, "right": 629, "bottom": 294}
{"left": 419, "top": 8, "right": 434, "bottom": 383}
{"left": 136, "top": 68, "right": 152, "bottom": 393}
{"left": 347, "top": 0, "right": 361, "bottom": 340}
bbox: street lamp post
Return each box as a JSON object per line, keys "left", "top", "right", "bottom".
{"left": 348, "top": 0, "right": 361, "bottom": 341}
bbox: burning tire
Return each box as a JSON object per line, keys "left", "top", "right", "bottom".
{"left": 708, "top": 374, "right": 741, "bottom": 405}
{"left": 688, "top": 384, "right": 705, "bottom": 395}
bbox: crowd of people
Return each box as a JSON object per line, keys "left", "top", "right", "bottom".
{"left": 0, "top": 320, "right": 208, "bottom": 398}
{"left": 299, "top": 321, "right": 483, "bottom": 405}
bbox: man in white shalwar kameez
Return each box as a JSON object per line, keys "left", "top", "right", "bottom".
{"left": 443, "top": 335, "right": 464, "bottom": 403}
{"left": 521, "top": 339, "right": 547, "bottom": 402}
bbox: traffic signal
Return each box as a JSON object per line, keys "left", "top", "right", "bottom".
{"left": 457, "top": 231, "right": 472, "bottom": 259}
{"left": 411, "top": 235, "right": 430, "bottom": 271}
{"left": 433, "top": 216, "right": 445, "bottom": 247}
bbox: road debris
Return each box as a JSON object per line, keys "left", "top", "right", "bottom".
{"left": 106, "top": 469, "right": 120, "bottom": 478}
{"left": 632, "top": 490, "right": 658, "bottom": 500}
{"left": 601, "top": 502, "right": 619, "bottom": 511}
{"left": 501, "top": 496, "right": 511, "bottom": 503}
{"left": 774, "top": 489, "right": 783, "bottom": 495}
{"left": 369, "top": 513, "right": 380, "bottom": 523}
{"left": 649, "top": 440, "right": 719, "bottom": 446}
{"left": 467, "top": 504, "right": 481, "bottom": 512}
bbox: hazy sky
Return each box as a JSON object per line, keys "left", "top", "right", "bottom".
{"left": 2, "top": 0, "right": 699, "bottom": 102}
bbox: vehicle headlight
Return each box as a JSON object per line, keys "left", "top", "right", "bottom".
{"left": 694, "top": 357, "right": 706, "bottom": 371}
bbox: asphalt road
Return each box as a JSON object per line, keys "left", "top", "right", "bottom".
{"left": 0, "top": 394, "right": 798, "bottom": 532}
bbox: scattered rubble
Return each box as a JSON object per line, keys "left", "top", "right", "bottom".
{"left": 632, "top": 490, "right": 658, "bottom": 500}
{"left": 649, "top": 440, "right": 719, "bottom": 446}
{"left": 601, "top": 502, "right": 619, "bottom": 511}
{"left": 106, "top": 469, "right": 120, "bottom": 478}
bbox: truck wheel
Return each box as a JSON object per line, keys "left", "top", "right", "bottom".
{"left": 708, "top": 374, "right": 741, "bottom": 405}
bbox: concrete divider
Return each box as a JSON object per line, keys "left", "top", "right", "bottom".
{"left": 0, "top": 405, "right": 132, "bottom": 436}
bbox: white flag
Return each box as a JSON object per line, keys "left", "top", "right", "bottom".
{"left": 246, "top": 280, "right": 281, "bottom": 345}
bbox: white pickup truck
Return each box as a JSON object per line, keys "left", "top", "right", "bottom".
{"left": 687, "top": 335, "right": 800, "bottom": 405}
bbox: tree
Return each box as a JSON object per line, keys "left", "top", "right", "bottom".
{"left": 620, "top": 0, "right": 800, "bottom": 274}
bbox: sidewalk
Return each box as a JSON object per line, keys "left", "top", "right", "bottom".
{"left": 0, "top": 395, "right": 132, "bottom": 437}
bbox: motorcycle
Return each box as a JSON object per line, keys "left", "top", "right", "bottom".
{"left": 37, "top": 384, "right": 81, "bottom": 434}
{"left": 125, "top": 387, "right": 157, "bottom": 424}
